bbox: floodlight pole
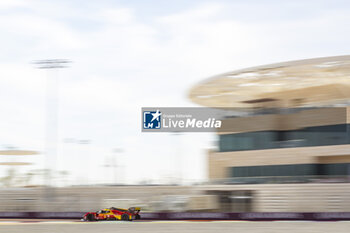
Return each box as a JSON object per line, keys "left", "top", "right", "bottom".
{"left": 112, "top": 148, "right": 124, "bottom": 184}
{"left": 34, "top": 59, "right": 71, "bottom": 193}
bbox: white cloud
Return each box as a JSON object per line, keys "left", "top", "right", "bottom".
{"left": 0, "top": 0, "right": 28, "bottom": 10}
{"left": 99, "top": 8, "right": 135, "bottom": 24}
{"left": 0, "top": 14, "right": 84, "bottom": 51}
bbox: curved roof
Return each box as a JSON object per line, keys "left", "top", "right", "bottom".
{"left": 189, "top": 55, "right": 350, "bottom": 109}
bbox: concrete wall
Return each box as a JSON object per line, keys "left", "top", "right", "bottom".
{"left": 199, "top": 183, "right": 350, "bottom": 212}
{"left": 1, "top": 184, "right": 350, "bottom": 213}
{"left": 0, "top": 186, "right": 199, "bottom": 212}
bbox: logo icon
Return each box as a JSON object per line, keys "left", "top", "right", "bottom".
{"left": 143, "top": 110, "right": 162, "bottom": 129}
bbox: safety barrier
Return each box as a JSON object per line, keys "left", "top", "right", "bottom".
{"left": 1, "top": 212, "right": 350, "bottom": 221}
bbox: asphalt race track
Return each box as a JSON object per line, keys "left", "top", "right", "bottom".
{"left": 1, "top": 220, "right": 350, "bottom": 233}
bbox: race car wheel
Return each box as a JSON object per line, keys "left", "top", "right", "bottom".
{"left": 86, "top": 214, "right": 95, "bottom": 221}
{"left": 121, "top": 214, "right": 130, "bottom": 221}
{"left": 135, "top": 214, "right": 141, "bottom": 220}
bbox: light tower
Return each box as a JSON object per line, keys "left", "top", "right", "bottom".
{"left": 33, "top": 59, "right": 71, "bottom": 190}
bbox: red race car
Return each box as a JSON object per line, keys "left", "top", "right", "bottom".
{"left": 82, "top": 207, "right": 141, "bottom": 221}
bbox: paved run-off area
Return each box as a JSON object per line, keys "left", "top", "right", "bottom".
{"left": 1, "top": 220, "right": 350, "bottom": 233}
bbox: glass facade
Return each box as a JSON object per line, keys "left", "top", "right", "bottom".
{"left": 230, "top": 163, "right": 350, "bottom": 178}
{"left": 219, "top": 124, "right": 349, "bottom": 152}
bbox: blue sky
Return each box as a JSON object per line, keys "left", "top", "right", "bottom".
{"left": 1, "top": 0, "right": 350, "bottom": 185}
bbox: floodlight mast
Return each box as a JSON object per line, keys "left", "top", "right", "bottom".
{"left": 34, "top": 59, "right": 71, "bottom": 69}
{"left": 34, "top": 59, "right": 71, "bottom": 193}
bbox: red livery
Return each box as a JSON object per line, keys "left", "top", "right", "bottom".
{"left": 82, "top": 207, "right": 141, "bottom": 221}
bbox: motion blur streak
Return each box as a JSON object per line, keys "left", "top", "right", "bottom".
{"left": 2, "top": 221, "right": 350, "bottom": 233}
{"left": 2, "top": 0, "right": 350, "bottom": 233}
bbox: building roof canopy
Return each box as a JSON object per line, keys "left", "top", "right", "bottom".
{"left": 189, "top": 55, "right": 350, "bottom": 109}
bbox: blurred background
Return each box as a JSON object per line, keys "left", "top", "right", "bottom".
{"left": 2, "top": 0, "right": 350, "bottom": 215}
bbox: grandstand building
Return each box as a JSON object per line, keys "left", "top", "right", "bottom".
{"left": 190, "top": 56, "right": 350, "bottom": 212}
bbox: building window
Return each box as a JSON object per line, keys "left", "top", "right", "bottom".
{"left": 219, "top": 124, "right": 349, "bottom": 152}
{"left": 230, "top": 163, "right": 350, "bottom": 178}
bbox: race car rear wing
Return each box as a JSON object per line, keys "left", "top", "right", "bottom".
{"left": 128, "top": 207, "right": 141, "bottom": 213}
